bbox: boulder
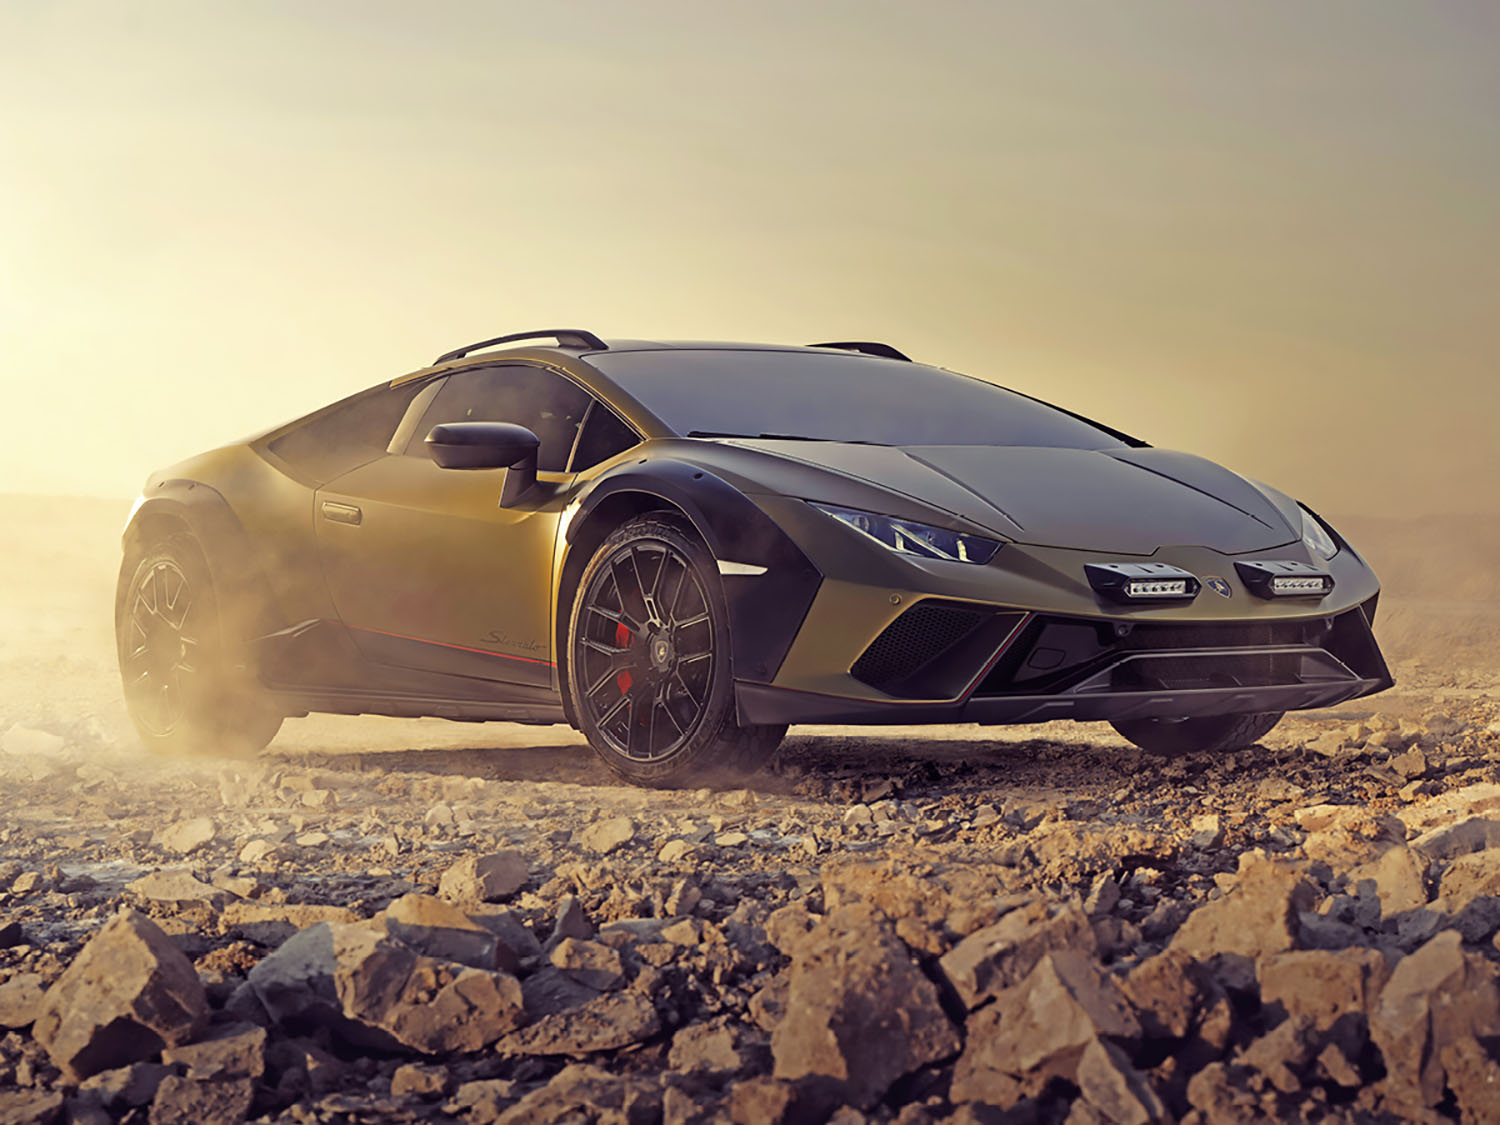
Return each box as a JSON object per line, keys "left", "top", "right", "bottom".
{"left": 78, "top": 1063, "right": 173, "bottom": 1110}
{"left": 381, "top": 893, "right": 516, "bottom": 972}
{"left": 247, "top": 921, "right": 525, "bottom": 1054}
{"left": 0, "top": 914, "right": 25, "bottom": 948}
{"left": 160, "top": 1021, "right": 267, "bottom": 1080}
{"left": 770, "top": 905, "right": 960, "bottom": 1108}
{"left": 951, "top": 950, "right": 1139, "bottom": 1103}
{"left": 34, "top": 910, "right": 210, "bottom": 1081}
{"left": 550, "top": 936, "right": 626, "bottom": 991}
{"left": 0, "top": 972, "right": 46, "bottom": 1028}
{"left": 499, "top": 989, "right": 660, "bottom": 1055}
{"left": 438, "top": 852, "right": 529, "bottom": 903}
{"left": 1120, "top": 949, "right": 1221, "bottom": 1041}
{"left": 494, "top": 1064, "right": 658, "bottom": 1125}
{"left": 146, "top": 1076, "right": 253, "bottom": 1125}
{"left": 1257, "top": 947, "right": 1388, "bottom": 1038}
{"left": 938, "top": 897, "right": 1096, "bottom": 1009}
{"left": 155, "top": 818, "right": 216, "bottom": 856}
{"left": 1075, "top": 1038, "right": 1167, "bottom": 1125}
{"left": 1370, "top": 929, "right": 1500, "bottom": 1114}
{"left": 0, "top": 1091, "right": 64, "bottom": 1125}
{"left": 127, "top": 869, "right": 227, "bottom": 910}
{"left": 1170, "top": 857, "right": 1317, "bottom": 979}
{"left": 1345, "top": 846, "right": 1429, "bottom": 918}
{"left": 1410, "top": 817, "right": 1500, "bottom": 863}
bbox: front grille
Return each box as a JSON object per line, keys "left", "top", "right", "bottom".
{"left": 1118, "top": 620, "right": 1313, "bottom": 651}
{"left": 1106, "top": 652, "right": 1307, "bottom": 691}
{"left": 851, "top": 602, "right": 989, "bottom": 693}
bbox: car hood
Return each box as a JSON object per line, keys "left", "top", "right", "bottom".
{"left": 733, "top": 440, "right": 1301, "bottom": 555}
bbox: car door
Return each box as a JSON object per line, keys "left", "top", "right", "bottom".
{"left": 312, "top": 363, "right": 594, "bottom": 691}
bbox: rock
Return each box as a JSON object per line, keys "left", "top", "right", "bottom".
{"left": 391, "top": 1062, "right": 448, "bottom": 1098}
{"left": 1434, "top": 847, "right": 1500, "bottom": 939}
{"left": 550, "top": 937, "right": 626, "bottom": 991}
{"left": 771, "top": 905, "right": 960, "bottom": 1108}
{"left": 247, "top": 921, "right": 526, "bottom": 1054}
{"left": 1370, "top": 929, "right": 1500, "bottom": 1113}
{"left": 549, "top": 895, "right": 595, "bottom": 946}
{"left": 1189, "top": 813, "right": 1223, "bottom": 850}
{"left": 382, "top": 893, "right": 515, "bottom": 971}
{"left": 78, "top": 1062, "right": 173, "bottom": 1109}
{"left": 499, "top": 989, "right": 659, "bottom": 1055}
{"left": 160, "top": 1022, "right": 266, "bottom": 1080}
{"left": 0, "top": 1091, "right": 64, "bottom": 1125}
{"left": 952, "top": 951, "right": 1140, "bottom": 1102}
{"left": 156, "top": 818, "right": 216, "bottom": 856}
{"left": 715, "top": 831, "right": 750, "bottom": 847}
{"left": 1258, "top": 947, "right": 1388, "bottom": 1038}
{"left": 843, "top": 805, "right": 874, "bottom": 829}
{"left": 939, "top": 897, "right": 1096, "bottom": 1009}
{"left": 1120, "top": 949, "right": 1221, "bottom": 1040}
{"left": 236, "top": 839, "right": 285, "bottom": 866}
{"left": 438, "top": 851, "right": 529, "bottom": 903}
{"left": 579, "top": 816, "right": 635, "bottom": 855}
{"left": 127, "top": 869, "right": 226, "bottom": 908}
{"left": 220, "top": 901, "right": 359, "bottom": 946}
{"left": 34, "top": 909, "right": 210, "bottom": 1081}
{"left": 1236, "top": 1015, "right": 1316, "bottom": 1095}
{"left": 658, "top": 839, "right": 694, "bottom": 862}
{"left": 1346, "top": 845, "right": 1429, "bottom": 918}
{"left": 0, "top": 972, "right": 46, "bottom": 1028}
{"left": 1388, "top": 747, "right": 1429, "bottom": 780}
{"left": 670, "top": 1021, "right": 756, "bottom": 1074}
{"left": 729, "top": 1077, "right": 840, "bottom": 1125}
{"left": 1170, "top": 856, "right": 1317, "bottom": 974}
{"left": 1398, "top": 783, "right": 1500, "bottom": 837}
{"left": 494, "top": 1064, "right": 659, "bottom": 1125}
{"left": 1084, "top": 875, "right": 1120, "bottom": 916}
{"left": 0, "top": 914, "right": 25, "bottom": 948}
{"left": 446, "top": 1078, "right": 519, "bottom": 1119}
{"left": 1075, "top": 1038, "right": 1167, "bottom": 1125}
{"left": 1410, "top": 816, "right": 1500, "bottom": 862}
{"left": 146, "top": 1076, "right": 254, "bottom": 1125}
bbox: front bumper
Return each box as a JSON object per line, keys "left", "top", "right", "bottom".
{"left": 735, "top": 494, "right": 1392, "bottom": 726}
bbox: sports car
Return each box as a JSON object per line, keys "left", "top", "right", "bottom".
{"left": 116, "top": 329, "right": 1392, "bottom": 785}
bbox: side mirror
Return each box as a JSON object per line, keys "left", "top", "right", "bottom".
{"left": 426, "top": 422, "right": 539, "bottom": 505}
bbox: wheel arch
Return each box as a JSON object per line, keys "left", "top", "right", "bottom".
{"left": 121, "top": 481, "right": 281, "bottom": 651}
{"left": 556, "top": 462, "right": 823, "bottom": 726}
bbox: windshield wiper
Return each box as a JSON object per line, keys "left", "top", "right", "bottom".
{"left": 686, "top": 430, "right": 886, "bottom": 445}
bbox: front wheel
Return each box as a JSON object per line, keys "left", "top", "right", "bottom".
{"left": 1111, "top": 711, "right": 1284, "bottom": 757}
{"left": 116, "top": 534, "right": 282, "bottom": 757}
{"left": 567, "top": 514, "right": 786, "bottom": 787}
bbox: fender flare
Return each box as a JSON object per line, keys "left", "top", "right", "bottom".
{"left": 565, "top": 460, "right": 822, "bottom": 684}
{"left": 122, "top": 480, "right": 281, "bottom": 650}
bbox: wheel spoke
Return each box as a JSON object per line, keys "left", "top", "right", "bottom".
{"left": 581, "top": 637, "right": 631, "bottom": 659}
{"left": 596, "top": 691, "right": 631, "bottom": 729}
{"left": 679, "top": 651, "right": 711, "bottom": 667}
{"left": 675, "top": 612, "right": 710, "bottom": 630}
{"left": 672, "top": 670, "right": 702, "bottom": 708}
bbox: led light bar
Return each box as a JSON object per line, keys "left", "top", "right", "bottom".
{"left": 1234, "top": 559, "right": 1334, "bottom": 599}
{"left": 1125, "top": 579, "right": 1189, "bottom": 598}
{"left": 1085, "top": 562, "right": 1200, "bottom": 603}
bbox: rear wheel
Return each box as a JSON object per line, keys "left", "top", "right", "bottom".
{"left": 567, "top": 514, "right": 786, "bottom": 787}
{"left": 1111, "top": 711, "right": 1284, "bottom": 757}
{"left": 116, "top": 534, "right": 282, "bottom": 757}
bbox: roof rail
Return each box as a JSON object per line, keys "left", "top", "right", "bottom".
{"left": 808, "top": 340, "right": 912, "bottom": 362}
{"left": 435, "top": 329, "right": 608, "bottom": 365}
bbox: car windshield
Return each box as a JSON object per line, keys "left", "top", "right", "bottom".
{"left": 586, "top": 349, "right": 1135, "bottom": 449}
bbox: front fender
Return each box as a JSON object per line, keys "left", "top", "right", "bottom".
{"left": 568, "top": 460, "right": 822, "bottom": 683}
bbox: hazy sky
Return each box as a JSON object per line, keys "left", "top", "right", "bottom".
{"left": 3, "top": 1, "right": 1497, "bottom": 515}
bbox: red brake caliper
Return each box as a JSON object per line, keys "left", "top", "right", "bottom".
{"left": 614, "top": 622, "right": 633, "bottom": 694}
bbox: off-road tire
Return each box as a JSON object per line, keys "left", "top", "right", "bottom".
{"left": 1111, "top": 711, "right": 1284, "bottom": 757}
{"left": 567, "top": 513, "right": 786, "bottom": 787}
{"left": 115, "top": 533, "right": 282, "bottom": 757}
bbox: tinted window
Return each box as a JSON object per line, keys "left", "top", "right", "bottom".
{"left": 268, "top": 382, "right": 425, "bottom": 483}
{"left": 407, "top": 365, "right": 592, "bottom": 472}
{"left": 587, "top": 350, "right": 1134, "bottom": 449}
{"left": 570, "top": 402, "right": 640, "bottom": 471}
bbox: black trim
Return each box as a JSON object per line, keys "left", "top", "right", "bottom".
{"left": 808, "top": 341, "right": 912, "bottom": 362}
{"left": 436, "top": 329, "right": 607, "bottom": 364}
{"left": 735, "top": 676, "right": 1386, "bottom": 727}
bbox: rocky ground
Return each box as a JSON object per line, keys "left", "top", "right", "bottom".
{"left": 3, "top": 495, "right": 1500, "bottom": 1123}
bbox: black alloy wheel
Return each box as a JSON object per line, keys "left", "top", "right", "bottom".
{"left": 115, "top": 534, "right": 282, "bottom": 756}
{"left": 568, "top": 514, "right": 786, "bottom": 786}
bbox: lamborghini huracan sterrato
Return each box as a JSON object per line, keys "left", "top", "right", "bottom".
{"left": 116, "top": 330, "right": 1392, "bottom": 784}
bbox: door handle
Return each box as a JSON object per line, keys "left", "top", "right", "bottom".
{"left": 321, "top": 501, "right": 363, "bottom": 526}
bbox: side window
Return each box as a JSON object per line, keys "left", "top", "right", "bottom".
{"left": 267, "top": 381, "right": 425, "bottom": 483}
{"left": 405, "top": 365, "right": 592, "bottom": 472}
{"left": 570, "top": 401, "right": 640, "bottom": 471}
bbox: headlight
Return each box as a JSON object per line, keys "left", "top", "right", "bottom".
{"left": 810, "top": 502, "right": 1002, "bottom": 564}
{"left": 1300, "top": 507, "right": 1338, "bottom": 560}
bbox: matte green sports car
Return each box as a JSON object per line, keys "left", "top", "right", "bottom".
{"left": 117, "top": 330, "right": 1392, "bottom": 785}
